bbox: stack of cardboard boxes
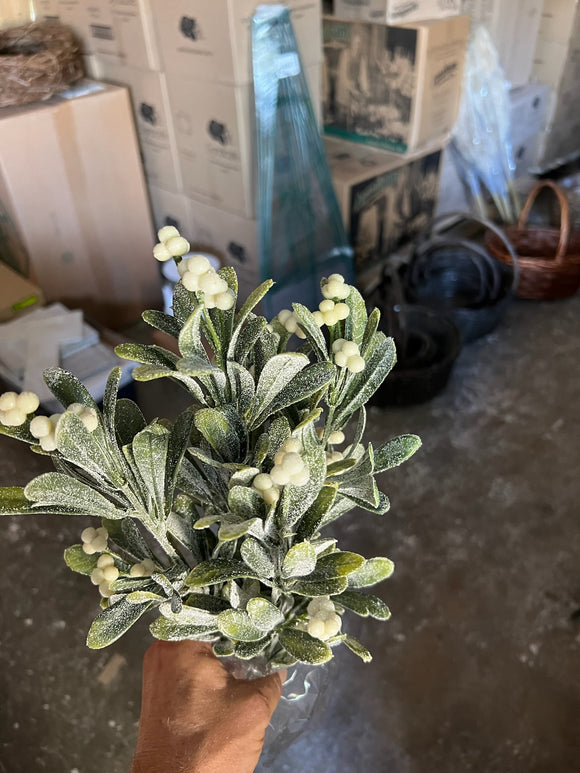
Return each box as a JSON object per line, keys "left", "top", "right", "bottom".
{"left": 532, "top": 0, "right": 580, "bottom": 170}
{"left": 323, "top": 4, "right": 470, "bottom": 284}
{"left": 34, "top": 0, "right": 323, "bottom": 299}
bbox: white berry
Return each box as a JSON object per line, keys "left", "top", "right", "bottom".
{"left": 157, "top": 225, "right": 179, "bottom": 243}
{"left": 307, "top": 619, "right": 326, "bottom": 639}
{"left": 253, "top": 473, "right": 274, "bottom": 491}
{"left": 16, "top": 392, "right": 40, "bottom": 414}
{"left": 0, "top": 392, "right": 17, "bottom": 411}
{"left": 30, "top": 416, "right": 52, "bottom": 439}
{"left": 329, "top": 431, "right": 345, "bottom": 445}
{"left": 97, "top": 554, "right": 115, "bottom": 569}
{"left": 153, "top": 242, "right": 172, "bottom": 262}
{"left": 166, "top": 235, "right": 190, "bottom": 257}
{"left": 347, "top": 355, "right": 365, "bottom": 374}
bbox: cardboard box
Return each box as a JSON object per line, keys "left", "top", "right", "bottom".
{"left": 84, "top": 2, "right": 120, "bottom": 58}
{"left": 148, "top": 185, "right": 194, "bottom": 240}
{"left": 334, "top": 0, "right": 461, "bottom": 25}
{"left": 532, "top": 0, "right": 580, "bottom": 169}
{"left": 150, "top": 0, "right": 322, "bottom": 84}
{"left": 509, "top": 84, "right": 551, "bottom": 149}
{"left": 110, "top": 0, "right": 161, "bottom": 70}
{"left": 33, "top": 0, "right": 59, "bottom": 22}
{"left": 167, "top": 63, "right": 323, "bottom": 218}
{"left": 0, "top": 82, "right": 161, "bottom": 328}
{"left": 0, "top": 264, "right": 44, "bottom": 323}
{"left": 462, "top": 0, "right": 542, "bottom": 86}
{"left": 322, "top": 15, "right": 469, "bottom": 154}
{"left": 95, "top": 60, "right": 182, "bottom": 191}
{"left": 326, "top": 137, "right": 443, "bottom": 276}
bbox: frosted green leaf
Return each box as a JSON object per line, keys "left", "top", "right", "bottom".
{"left": 115, "top": 343, "right": 178, "bottom": 368}
{"left": 25, "top": 474, "right": 124, "bottom": 519}
{"left": 311, "top": 538, "right": 337, "bottom": 555}
{"left": 233, "top": 315, "right": 267, "bottom": 364}
{"left": 253, "top": 362, "right": 335, "bottom": 426}
{"left": 294, "top": 407, "right": 324, "bottom": 432}
{"left": 230, "top": 467, "right": 261, "bottom": 488}
{"left": 334, "top": 333, "right": 396, "bottom": 428}
{"left": 159, "top": 602, "right": 216, "bottom": 627}
{"left": 114, "top": 399, "right": 147, "bottom": 447}
{"left": 316, "top": 551, "right": 364, "bottom": 578}
{"left": 194, "top": 514, "right": 222, "bottom": 529}
{"left": 165, "top": 410, "right": 195, "bottom": 516}
{"left": 185, "top": 595, "right": 231, "bottom": 615}
{"left": 127, "top": 591, "right": 165, "bottom": 604}
{"left": 348, "top": 407, "right": 367, "bottom": 456}
{"left": 334, "top": 589, "right": 391, "bottom": 620}
{"left": 131, "top": 364, "right": 205, "bottom": 401}
{"left": 226, "top": 361, "right": 255, "bottom": 414}
{"left": 0, "top": 422, "right": 35, "bottom": 445}
{"left": 241, "top": 538, "right": 275, "bottom": 578}
{"left": 64, "top": 545, "right": 99, "bottom": 575}
{"left": 103, "top": 367, "right": 122, "bottom": 446}
{"left": 132, "top": 424, "right": 170, "bottom": 519}
{"left": 344, "top": 285, "right": 368, "bottom": 345}
{"left": 0, "top": 487, "right": 34, "bottom": 515}
{"left": 87, "top": 598, "right": 152, "bottom": 649}
{"left": 246, "top": 598, "right": 284, "bottom": 631}
{"left": 278, "top": 629, "right": 332, "bottom": 665}
{"left": 142, "top": 309, "right": 181, "bottom": 338}
{"left": 270, "top": 650, "right": 298, "bottom": 669}
{"left": 292, "top": 576, "right": 348, "bottom": 597}
{"left": 291, "top": 303, "right": 329, "bottom": 361}
{"left": 228, "top": 280, "right": 274, "bottom": 360}
{"left": 102, "top": 517, "right": 155, "bottom": 562}
{"left": 337, "top": 445, "right": 379, "bottom": 508}
{"left": 345, "top": 491, "right": 391, "bottom": 515}
{"left": 343, "top": 634, "right": 372, "bottom": 663}
{"left": 228, "top": 486, "right": 265, "bottom": 521}
{"left": 172, "top": 281, "right": 196, "bottom": 325}
{"left": 185, "top": 559, "right": 257, "bottom": 587}
{"left": 217, "top": 610, "right": 265, "bottom": 642}
{"left": 280, "top": 424, "right": 327, "bottom": 528}
{"left": 374, "top": 435, "right": 422, "bottom": 473}
{"left": 264, "top": 417, "right": 291, "bottom": 464}
{"left": 282, "top": 542, "right": 317, "bottom": 578}
{"left": 296, "top": 485, "right": 338, "bottom": 541}
{"left": 213, "top": 639, "right": 236, "bottom": 657}
{"left": 195, "top": 408, "right": 241, "bottom": 462}
{"left": 326, "top": 458, "right": 358, "bottom": 477}
{"left": 361, "top": 308, "right": 380, "bottom": 356}
{"left": 218, "top": 518, "right": 263, "bottom": 543}
{"left": 43, "top": 367, "right": 98, "bottom": 411}
{"left": 348, "top": 558, "right": 394, "bottom": 588}
{"left": 246, "top": 353, "right": 310, "bottom": 429}
{"left": 176, "top": 457, "right": 214, "bottom": 504}
{"left": 176, "top": 356, "right": 216, "bottom": 376}
{"left": 150, "top": 617, "right": 218, "bottom": 642}
{"left": 235, "top": 637, "right": 270, "bottom": 659}
{"left": 178, "top": 305, "right": 208, "bottom": 360}
{"left": 55, "top": 412, "right": 123, "bottom": 486}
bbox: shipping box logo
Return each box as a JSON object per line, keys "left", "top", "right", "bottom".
{"left": 140, "top": 103, "right": 157, "bottom": 125}
{"left": 208, "top": 120, "right": 230, "bottom": 146}
{"left": 228, "top": 242, "right": 248, "bottom": 264}
{"left": 392, "top": 1, "right": 420, "bottom": 18}
{"left": 434, "top": 62, "right": 458, "bottom": 87}
{"left": 180, "top": 16, "right": 202, "bottom": 41}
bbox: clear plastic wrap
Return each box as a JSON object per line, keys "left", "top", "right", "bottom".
{"left": 451, "top": 25, "right": 520, "bottom": 223}
{"left": 224, "top": 655, "right": 336, "bottom": 770}
{"left": 252, "top": 4, "right": 354, "bottom": 317}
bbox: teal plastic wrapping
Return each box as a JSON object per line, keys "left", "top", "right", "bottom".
{"left": 252, "top": 4, "right": 354, "bottom": 317}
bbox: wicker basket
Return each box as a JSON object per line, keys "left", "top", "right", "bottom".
{"left": 0, "top": 22, "right": 83, "bottom": 108}
{"left": 485, "top": 181, "right": 580, "bottom": 300}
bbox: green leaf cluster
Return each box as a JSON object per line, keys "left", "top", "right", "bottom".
{"left": 0, "top": 268, "right": 421, "bottom": 666}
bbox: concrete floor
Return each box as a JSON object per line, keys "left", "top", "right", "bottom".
{"left": 1, "top": 294, "right": 579, "bottom": 773}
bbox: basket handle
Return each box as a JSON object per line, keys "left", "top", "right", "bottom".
{"left": 430, "top": 212, "right": 520, "bottom": 293}
{"left": 518, "top": 181, "right": 570, "bottom": 262}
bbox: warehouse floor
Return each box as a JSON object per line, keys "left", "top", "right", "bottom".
{"left": 0, "top": 293, "right": 579, "bottom": 773}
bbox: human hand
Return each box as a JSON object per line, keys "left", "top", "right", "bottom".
{"left": 131, "top": 640, "right": 285, "bottom": 773}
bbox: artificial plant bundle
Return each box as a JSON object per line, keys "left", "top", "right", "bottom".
{"left": 0, "top": 229, "right": 420, "bottom": 670}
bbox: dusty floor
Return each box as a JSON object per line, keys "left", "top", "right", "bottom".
{"left": 0, "top": 294, "right": 579, "bottom": 773}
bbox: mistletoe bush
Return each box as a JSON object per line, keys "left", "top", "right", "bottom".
{"left": 0, "top": 229, "right": 420, "bottom": 670}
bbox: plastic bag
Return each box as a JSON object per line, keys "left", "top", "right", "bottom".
{"left": 252, "top": 4, "right": 354, "bottom": 317}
